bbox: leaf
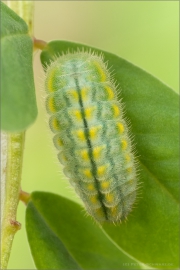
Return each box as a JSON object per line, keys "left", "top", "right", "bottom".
{"left": 26, "top": 192, "right": 142, "bottom": 270}
{"left": 26, "top": 198, "right": 81, "bottom": 270}
{"left": 40, "top": 41, "right": 179, "bottom": 269}
{"left": 1, "top": 2, "right": 37, "bottom": 131}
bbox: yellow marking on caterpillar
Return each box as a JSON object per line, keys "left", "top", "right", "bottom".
{"left": 84, "top": 107, "right": 94, "bottom": 119}
{"left": 47, "top": 69, "right": 56, "bottom": 92}
{"left": 97, "top": 165, "right": 107, "bottom": 177}
{"left": 110, "top": 206, "right": 118, "bottom": 216}
{"left": 113, "top": 105, "right": 120, "bottom": 117}
{"left": 48, "top": 96, "right": 56, "bottom": 113}
{"left": 68, "top": 89, "right": 78, "bottom": 100}
{"left": 76, "top": 129, "right": 86, "bottom": 141}
{"left": 89, "top": 126, "right": 100, "bottom": 139}
{"left": 52, "top": 118, "right": 60, "bottom": 131}
{"left": 61, "top": 153, "right": 67, "bottom": 163}
{"left": 117, "top": 123, "right": 124, "bottom": 134}
{"left": 87, "top": 183, "right": 95, "bottom": 191}
{"left": 127, "top": 167, "right": 132, "bottom": 173}
{"left": 105, "top": 193, "right": 114, "bottom": 203}
{"left": 90, "top": 195, "right": 98, "bottom": 204}
{"left": 95, "top": 207, "right": 105, "bottom": 217}
{"left": 57, "top": 138, "right": 63, "bottom": 146}
{"left": 83, "top": 168, "right": 92, "bottom": 178}
{"left": 74, "top": 110, "right": 82, "bottom": 121}
{"left": 81, "top": 87, "right": 88, "bottom": 101}
{"left": 106, "top": 86, "right": 114, "bottom": 100}
{"left": 93, "top": 61, "right": 107, "bottom": 82}
{"left": 122, "top": 139, "right": 128, "bottom": 150}
{"left": 93, "top": 145, "right": 104, "bottom": 159}
{"left": 80, "top": 149, "right": 89, "bottom": 161}
{"left": 125, "top": 154, "right": 131, "bottom": 162}
{"left": 101, "top": 181, "right": 110, "bottom": 189}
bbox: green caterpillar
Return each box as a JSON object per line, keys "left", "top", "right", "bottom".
{"left": 44, "top": 52, "right": 137, "bottom": 223}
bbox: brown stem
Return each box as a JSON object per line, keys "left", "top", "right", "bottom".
{"left": 33, "top": 37, "right": 48, "bottom": 51}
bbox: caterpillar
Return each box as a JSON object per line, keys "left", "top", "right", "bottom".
{"left": 44, "top": 51, "right": 137, "bottom": 223}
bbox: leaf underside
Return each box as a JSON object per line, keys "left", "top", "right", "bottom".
{"left": 26, "top": 198, "right": 82, "bottom": 270}
{"left": 1, "top": 2, "right": 37, "bottom": 131}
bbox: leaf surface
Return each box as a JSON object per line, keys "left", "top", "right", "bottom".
{"left": 1, "top": 2, "right": 37, "bottom": 131}
{"left": 26, "top": 192, "right": 141, "bottom": 270}
{"left": 26, "top": 198, "right": 81, "bottom": 270}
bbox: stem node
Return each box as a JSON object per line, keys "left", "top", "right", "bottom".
{"left": 9, "top": 220, "right": 21, "bottom": 231}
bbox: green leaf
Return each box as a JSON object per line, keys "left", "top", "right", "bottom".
{"left": 1, "top": 2, "right": 37, "bottom": 131}
{"left": 26, "top": 192, "right": 142, "bottom": 270}
{"left": 26, "top": 198, "right": 81, "bottom": 270}
{"left": 40, "top": 41, "right": 179, "bottom": 269}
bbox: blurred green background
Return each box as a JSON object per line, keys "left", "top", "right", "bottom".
{"left": 6, "top": 1, "right": 178, "bottom": 269}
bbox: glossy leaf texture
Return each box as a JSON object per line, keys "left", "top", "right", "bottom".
{"left": 40, "top": 40, "right": 179, "bottom": 269}
{"left": 1, "top": 2, "right": 37, "bottom": 131}
{"left": 26, "top": 192, "right": 141, "bottom": 270}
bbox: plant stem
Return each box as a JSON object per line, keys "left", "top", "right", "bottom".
{"left": 7, "top": 1, "right": 34, "bottom": 36}
{"left": 1, "top": 133, "right": 25, "bottom": 269}
{"left": 0, "top": 2, "right": 34, "bottom": 269}
{"left": 33, "top": 37, "right": 48, "bottom": 51}
{"left": 19, "top": 190, "right": 31, "bottom": 206}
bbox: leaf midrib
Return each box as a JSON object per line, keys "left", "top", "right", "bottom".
{"left": 139, "top": 160, "right": 178, "bottom": 204}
